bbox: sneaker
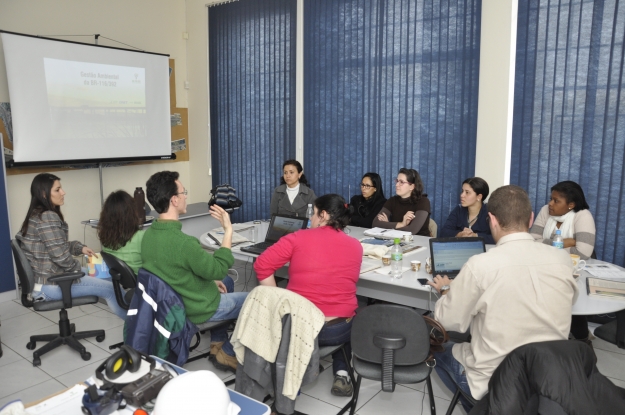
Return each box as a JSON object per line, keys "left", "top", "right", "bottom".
{"left": 213, "top": 348, "right": 238, "bottom": 373}
{"left": 210, "top": 341, "right": 224, "bottom": 357}
{"left": 331, "top": 374, "right": 353, "bottom": 397}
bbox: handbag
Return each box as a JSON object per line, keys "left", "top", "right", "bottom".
{"left": 208, "top": 184, "right": 242, "bottom": 213}
{"left": 423, "top": 315, "right": 450, "bottom": 362}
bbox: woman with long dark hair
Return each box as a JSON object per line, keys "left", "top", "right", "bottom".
{"left": 372, "top": 168, "right": 431, "bottom": 235}
{"left": 269, "top": 160, "right": 316, "bottom": 217}
{"left": 254, "top": 194, "right": 363, "bottom": 397}
{"left": 98, "top": 190, "right": 144, "bottom": 274}
{"left": 16, "top": 173, "right": 127, "bottom": 320}
{"left": 530, "top": 180, "right": 596, "bottom": 346}
{"left": 349, "top": 172, "right": 387, "bottom": 228}
{"left": 440, "top": 177, "right": 494, "bottom": 244}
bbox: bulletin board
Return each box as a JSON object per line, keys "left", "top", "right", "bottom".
{"left": 1, "top": 58, "right": 189, "bottom": 175}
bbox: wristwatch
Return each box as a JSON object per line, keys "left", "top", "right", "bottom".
{"left": 440, "top": 285, "right": 450, "bottom": 295}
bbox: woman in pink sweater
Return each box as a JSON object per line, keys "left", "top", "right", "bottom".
{"left": 254, "top": 194, "right": 363, "bottom": 397}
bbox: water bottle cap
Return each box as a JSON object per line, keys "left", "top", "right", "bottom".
{"left": 308, "top": 204, "right": 312, "bottom": 207}
{"left": 394, "top": 238, "right": 401, "bottom": 243}
{"left": 555, "top": 229, "right": 561, "bottom": 234}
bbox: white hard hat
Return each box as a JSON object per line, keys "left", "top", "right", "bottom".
{"left": 152, "top": 370, "right": 240, "bottom": 415}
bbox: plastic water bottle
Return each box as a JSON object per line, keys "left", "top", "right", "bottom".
{"left": 390, "top": 238, "right": 403, "bottom": 278}
{"left": 306, "top": 204, "right": 313, "bottom": 229}
{"left": 552, "top": 229, "right": 564, "bottom": 249}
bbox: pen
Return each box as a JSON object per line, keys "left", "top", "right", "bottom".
{"left": 381, "top": 230, "right": 388, "bottom": 233}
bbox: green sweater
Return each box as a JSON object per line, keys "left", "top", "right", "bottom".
{"left": 102, "top": 230, "right": 144, "bottom": 275}
{"left": 141, "top": 219, "right": 234, "bottom": 324}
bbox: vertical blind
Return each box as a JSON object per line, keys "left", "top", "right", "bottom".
{"left": 303, "top": 0, "right": 482, "bottom": 228}
{"left": 209, "top": 0, "right": 297, "bottom": 222}
{"left": 512, "top": 0, "right": 625, "bottom": 264}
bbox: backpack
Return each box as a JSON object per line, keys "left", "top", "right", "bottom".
{"left": 208, "top": 184, "right": 243, "bottom": 213}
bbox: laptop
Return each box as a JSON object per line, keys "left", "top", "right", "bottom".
{"left": 429, "top": 237, "right": 486, "bottom": 279}
{"left": 240, "top": 214, "right": 308, "bottom": 255}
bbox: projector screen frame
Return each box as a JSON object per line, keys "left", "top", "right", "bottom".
{"left": 0, "top": 30, "right": 175, "bottom": 168}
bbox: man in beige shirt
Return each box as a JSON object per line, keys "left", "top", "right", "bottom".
{"left": 428, "top": 185, "right": 578, "bottom": 410}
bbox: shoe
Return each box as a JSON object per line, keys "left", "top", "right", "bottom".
{"left": 213, "top": 348, "right": 238, "bottom": 373}
{"left": 331, "top": 374, "right": 353, "bottom": 397}
{"left": 210, "top": 341, "right": 224, "bottom": 357}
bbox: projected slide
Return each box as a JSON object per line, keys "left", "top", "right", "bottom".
{"left": 43, "top": 58, "right": 147, "bottom": 141}
{"left": 44, "top": 59, "right": 145, "bottom": 108}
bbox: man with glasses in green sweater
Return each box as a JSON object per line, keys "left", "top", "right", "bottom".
{"left": 142, "top": 171, "right": 247, "bottom": 372}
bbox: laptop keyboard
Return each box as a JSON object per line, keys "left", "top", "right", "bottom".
{"left": 245, "top": 241, "right": 271, "bottom": 250}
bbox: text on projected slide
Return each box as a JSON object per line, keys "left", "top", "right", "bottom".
{"left": 43, "top": 58, "right": 148, "bottom": 140}
{"left": 44, "top": 59, "right": 146, "bottom": 107}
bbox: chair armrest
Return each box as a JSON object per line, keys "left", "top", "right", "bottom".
{"left": 47, "top": 271, "right": 85, "bottom": 308}
{"left": 47, "top": 271, "right": 85, "bottom": 284}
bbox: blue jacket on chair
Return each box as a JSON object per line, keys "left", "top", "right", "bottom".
{"left": 124, "top": 268, "right": 198, "bottom": 366}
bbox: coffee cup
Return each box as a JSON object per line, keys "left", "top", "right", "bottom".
{"left": 382, "top": 254, "right": 391, "bottom": 267}
{"left": 411, "top": 260, "right": 421, "bottom": 272}
{"left": 570, "top": 254, "right": 586, "bottom": 273}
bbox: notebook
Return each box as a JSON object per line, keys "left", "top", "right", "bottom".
{"left": 429, "top": 237, "right": 486, "bottom": 279}
{"left": 240, "top": 214, "right": 308, "bottom": 255}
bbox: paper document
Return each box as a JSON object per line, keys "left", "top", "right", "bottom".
{"left": 26, "top": 384, "right": 86, "bottom": 415}
{"left": 584, "top": 264, "right": 625, "bottom": 281}
{"left": 360, "top": 257, "right": 382, "bottom": 274}
{"left": 363, "top": 227, "right": 412, "bottom": 239}
{"left": 587, "top": 277, "right": 625, "bottom": 300}
{"left": 207, "top": 230, "right": 249, "bottom": 246}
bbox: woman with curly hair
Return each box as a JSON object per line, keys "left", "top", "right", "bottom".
{"left": 98, "top": 190, "right": 145, "bottom": 274}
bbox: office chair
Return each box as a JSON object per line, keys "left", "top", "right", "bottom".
{"left": 347, "top": 304, "right": 436, "bottom": 415}
{"left": 444, "top": 375, "right": 476, "bottom": 415}
{"left": 429, "top": 218, "right": 438, "bottom": 238}
{"left": 11, "top": 240, "right": 105, "bottom": 366}
{"left": 100, "top": 252, "right": 137, "bottom": 310}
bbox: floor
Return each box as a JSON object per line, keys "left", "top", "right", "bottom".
{"left": 1, "top": 260, "right": 625, "bottom": 414}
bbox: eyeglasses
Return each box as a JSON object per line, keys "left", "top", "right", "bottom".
{"left": 177, "top": 188, "right": 188, "bottom": 196}
{"left": 394, "top": 179, "right": 409, "bottom": 186}
{"left": 360, "top": 183, "right": 375, "bottom": 189}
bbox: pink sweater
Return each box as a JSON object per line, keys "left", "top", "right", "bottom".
{"left": 254, "top": 226, "right": 363, "bottom": 317}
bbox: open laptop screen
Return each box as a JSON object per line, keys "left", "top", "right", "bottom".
{"left": 430, "top": 237, "right": 486, "bottom": 275}
{"left": 265, "top": 215, "right": 307, "bottom": 243}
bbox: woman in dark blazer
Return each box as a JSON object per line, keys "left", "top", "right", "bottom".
{"left": 269, "top": 160, "right": 316, "bottom": 217}
{"left": 349, "top": 172, "right": 386, "bottom": 228}
{"left": 440, "top": 177, "right": 494, "bottom": 244}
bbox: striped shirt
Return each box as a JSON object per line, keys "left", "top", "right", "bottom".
{"left": 15, "top": 211, "right": 84, "bottom": 285}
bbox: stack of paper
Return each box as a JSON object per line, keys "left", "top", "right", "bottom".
{"left": 363, "top": 227, "right": 411, "bottom": 240}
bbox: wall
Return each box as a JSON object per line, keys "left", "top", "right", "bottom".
{"left": 474, "top": 0, "right": 517, "bottom": 191}
{"left": 0, "top": 0, "right": 193, "bottom": 294}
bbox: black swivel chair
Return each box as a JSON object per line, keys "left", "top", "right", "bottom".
{"left": 347, "top": 304, "right": 436, "bottom": 415}
{"left": 100, "top": 252, "right": 137, "bottom": 311}
{"left": 11, "top": 240, "right": 105, "bottom": 366}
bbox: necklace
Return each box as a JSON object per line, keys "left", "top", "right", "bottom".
{"left": 467, "top": 214, "right": 478, "bottom": 229}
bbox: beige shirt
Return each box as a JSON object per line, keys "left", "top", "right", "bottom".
{"left": 434, "top": 232, "right": 578, "bottom": 399}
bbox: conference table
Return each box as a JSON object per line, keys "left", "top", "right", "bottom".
{"left": 199, "top": 221, "right": 625, "bottom": 315}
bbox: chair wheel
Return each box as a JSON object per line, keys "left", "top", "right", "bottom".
{"left": 96, "top": 334, "right": 105, "bottom": 342}
{"left": 33, "top": 357, "right": 41, "bottom": 366}
{"left": 81, "top": 351, "right": 91, "bottom": 361}
{"left": 26, "top": 341, "right": 36, "bottom": 350}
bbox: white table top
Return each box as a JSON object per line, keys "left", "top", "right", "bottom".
{"left": 200, "top": 222, "right": 625, "bottom": 315}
